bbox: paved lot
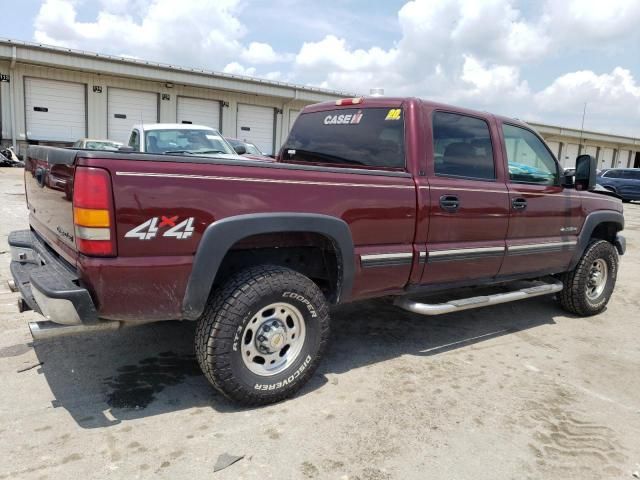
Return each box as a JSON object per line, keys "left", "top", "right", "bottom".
{"left": 0, "top": 166, "right": 639, "bottom": 479}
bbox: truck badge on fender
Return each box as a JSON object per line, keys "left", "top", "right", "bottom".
{"left": 125, "top": 216, "right": 195, "bottom": 240}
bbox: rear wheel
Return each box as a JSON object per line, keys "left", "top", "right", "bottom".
{"left": 557, "top": 240, "right": 618, "bottom": 316}
{"left": 195, "top": 265, "right": 330, "bottom": 405}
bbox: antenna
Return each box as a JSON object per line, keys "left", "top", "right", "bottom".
{"left": 579, "top": 102, "right": 587, "bottom": 145}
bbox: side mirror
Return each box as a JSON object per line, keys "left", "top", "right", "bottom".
{"left": 118, "top": 146, "right": 134, "bottom": 152}
{"left": 575, "top": 154, "right": 597, "bottom": 191}
{"left": 233, "top": 144, "right": 247, "bottom": 155}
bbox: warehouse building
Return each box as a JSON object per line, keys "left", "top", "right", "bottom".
{"left": 1, "top": 38, "right": 639, "bottom": 167}
{"left": 0, "top": 39, "right": 351, "bottom": 156}
{"left": 530, "top": 122, "right": 640, "bottom": 170}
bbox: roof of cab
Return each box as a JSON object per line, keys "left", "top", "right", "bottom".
{"left": 302, "top": 96, "right": 531, "bottom": 129}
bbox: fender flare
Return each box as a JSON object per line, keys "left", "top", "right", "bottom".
{"left": 181, "top": 213, "right": 355, "bottom": 320}
{"left": 569, "top": 210, "right": 624, "bottom": 270}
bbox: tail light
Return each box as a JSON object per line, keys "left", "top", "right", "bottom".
{"left": 73, "top": 166, "right": 116, "bottom": 256}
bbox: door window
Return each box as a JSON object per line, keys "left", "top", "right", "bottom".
{"left": 432, "top": 112, "right": 495, "bottom": 180}
{"left": 503, "top": 124, "right": 559, "bottom": 185}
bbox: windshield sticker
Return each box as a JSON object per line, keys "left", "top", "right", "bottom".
{"left": 205, "top": 134, "right": 219, "bottom": 140}
{"left": 385, "top": 109, "right": 402, "bottom": 121}
{"left": 323, "top": 110, "right": 363, "bottom": 125}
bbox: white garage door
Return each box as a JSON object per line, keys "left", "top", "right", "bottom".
{"left": 618, "top": 150, "right": 631, "bottom": 168}
{"left": 288, "top": 109, "right": 300, "bottom": 132}
{"left": 563, "top": 144, "right": 579, "bottom": 167}
{"left": 600, "top": 148, "right": 614, "bottom": 168}
{"left": 177, "top": 97, "right": 220, "bottom": 129}
{"left": 237, "top": 104, "right": 275, "bottom": 155}
{"left": 108, "top": 88, "right": 158, "bottom": 143}
{"left": 25, "top": 78, "right": 86, "bottom": 142}
{"left": 583, "top": 145, "right": 597, "bottom": 158}
{"left": 545, "top": 140, "right": 560, "bottom": 159}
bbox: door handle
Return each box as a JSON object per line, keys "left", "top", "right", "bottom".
{"left": 512, "top": 197, "right": 527, "bottom": 210}
{"left": 439, "top": 195, "right": 460, "bottom": 212}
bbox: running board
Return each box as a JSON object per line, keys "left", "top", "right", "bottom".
{"left": 394, "top": 279, "right": 564, "bottom": 316}
{"left": 29, "top": 320, "right": 121, "bottom": 341}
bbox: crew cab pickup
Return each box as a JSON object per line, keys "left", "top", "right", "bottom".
{"left": 8, "top": 97, "right": 626, "bottom": 405}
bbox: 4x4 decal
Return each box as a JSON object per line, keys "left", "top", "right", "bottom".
{"left": 125, "top": 216, "right": 195, "bottom": 240}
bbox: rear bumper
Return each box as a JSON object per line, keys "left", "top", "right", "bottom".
{"left": 8, "top": 230, "right": 98, "bottom": 325}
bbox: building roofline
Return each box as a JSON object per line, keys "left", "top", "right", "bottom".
{"left": 527, "top": 120, "right": 640, "bottom": 145}
{"left": 0, "top": 37, "right": 357, "bottom": 99}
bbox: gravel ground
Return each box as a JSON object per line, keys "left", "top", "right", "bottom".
{"left": 0, "top": 166, "right": 638, "bottom": 479}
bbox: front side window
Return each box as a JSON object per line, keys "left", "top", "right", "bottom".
{"left": 432, "top": 111, "right": 495, "bottom": 180}
{"left": 503, "top": 124, "right": 559, "bottom": 185}
{"left": 281, "top": 108, "right": 405, "bottom": 170}
{"left": 604, "top": 169, "right": 621, "bottom": 178}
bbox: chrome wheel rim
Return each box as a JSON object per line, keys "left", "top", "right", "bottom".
{"left": 240, "top": 302, "right": 306, "bottom": 376}
{"left": 586, "top": 258, "right": 608, "bottom": 300}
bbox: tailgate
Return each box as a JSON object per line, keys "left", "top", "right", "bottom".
{"left": 24, "top": 146, "right": 79, "bottom": 263}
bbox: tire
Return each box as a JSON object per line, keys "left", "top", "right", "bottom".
{"left": 557, "top": 240, "right": 618, "bottom": 316}
{"left": 195, "top": 265, "right": 330, "bottom": 406}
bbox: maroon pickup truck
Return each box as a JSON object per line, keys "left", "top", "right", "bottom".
{"left": 9, "top": 97, "right": 625, "bottom": 405}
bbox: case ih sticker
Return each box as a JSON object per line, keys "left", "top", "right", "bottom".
{"left": 125, "top": 216, "right": 195, "bottom": 240}
{"left": 323, "top": 110, "right": 363, "bottom": 125}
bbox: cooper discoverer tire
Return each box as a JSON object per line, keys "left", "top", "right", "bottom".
{"left": 195, "top": 265, "right": 330, "bottom": 405}
{"left": 557, "top": 240, "right": 618, "bottom": 316}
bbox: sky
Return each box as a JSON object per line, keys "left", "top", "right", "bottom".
{"left": 1, "top": 0, "right": 639, "bottom": 136}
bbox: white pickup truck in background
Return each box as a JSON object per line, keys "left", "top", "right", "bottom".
{"left": 124, "top": 123, "right": 246, "bottom": 159}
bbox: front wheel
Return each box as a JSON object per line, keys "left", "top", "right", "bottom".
{"left": 195, "top": 265, "right": 330, "bottom": 405}
{"left": 557, "top": 240, "right": 618, "bottom": 316}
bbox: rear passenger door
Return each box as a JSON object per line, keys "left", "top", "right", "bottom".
{"left": 421, "top": 111, "right": 510, "bottom": 284}
{"left": 498, "top": 123, "right": 582, "bottom": 276}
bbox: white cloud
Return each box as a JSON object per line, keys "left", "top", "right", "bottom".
{"left": 544, "top": 0, "right": 640, "bottom": 43}
{"left": 458, "top": 55, "right": 530, "bottom": 102}
{"left": 241, "top": 42, "right": 281, "bottom": 64}
{"left": 34, "top": 0, "right": 247, "bottom": 67}
{"left": 222, "top": 62, "right": 256, "bottom": 76}
{"left": 29, "top": 0, "right": 640, "bottom": 135}
{"left": 534, "top": 68, "right": 640, "bottom": 133}
{"left": 296, "top": 35, "right": 398, "bottom": 72}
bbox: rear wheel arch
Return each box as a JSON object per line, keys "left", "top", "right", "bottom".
{"left": 181, "top": 213, "right": 354, "bottom": 320}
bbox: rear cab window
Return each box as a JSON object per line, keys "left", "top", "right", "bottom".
{"left": 281, "top": 107, "right": 405, "bottom": 170}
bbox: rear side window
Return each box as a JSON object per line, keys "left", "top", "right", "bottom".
{"left": 624, "top": 170, "right": 640, "bottom": 180}
{"left": 432, "top": 112, "right": 495, "bottom": 180}
{"left": 503, "top": 124, "right": 559, "bottom": 185}
{"left": 281, "top": 108, "right": 405, "bottom": 169}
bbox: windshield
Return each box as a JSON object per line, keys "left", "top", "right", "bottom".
{"left": 85, "top": 141, "right": 121, "bottom": 150}
{"left": 145, "top": 129, "right": 235, "bottom": 155}
{"left": 281, "top": 107, "right": 405, "bottom": 170}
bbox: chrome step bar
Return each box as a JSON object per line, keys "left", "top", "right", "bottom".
{"left": 29, "top": 320, "right": 121, "bottom": 341}
{"left": 394, "top": 279, "right": 564, "bottom": 316}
